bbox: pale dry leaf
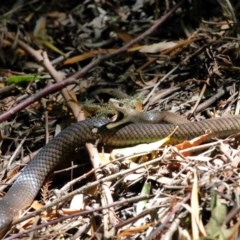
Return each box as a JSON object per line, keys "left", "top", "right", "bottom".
{"left": 139, "top": 41, "right": 178, "bottom": 53}
{"left": 33, "top": 16, "right": 47, "bottom": 38}
{"left": 69, "top": 194, "right": 84, "bottom": 210}
{"left": 111, "top": 137, "right": 169, "bottom": 159}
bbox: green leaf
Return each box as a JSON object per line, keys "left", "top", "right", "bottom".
{"left": 204, "top": 191, "right": 233, "bottom": 240}
{"left": 7, "top": 75, "right": 41, "bottom": 84}
{"left": 136, "top": 181, "right": 151, "bottom": 214}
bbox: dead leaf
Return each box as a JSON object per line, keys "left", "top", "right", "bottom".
{"left": 139, "top": 41, "right": 178, "bottom": 53}
{"left": 176, "top": 133, "right": 210, "bottom": 156}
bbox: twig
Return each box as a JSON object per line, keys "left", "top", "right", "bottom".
{"left": 185, "top": 87, "right": 227, "bottom": 115}
{"left": 5, "top": 38, "right": 82, "bottom": 120}
{"left": 145, "top": 194, "right": 190, "bottom": 240}
{"left": 188, "top": 77, "right": 210, "bottom": 117}
{"left": 6, "top": 194, "right": 154, "bottom": 240}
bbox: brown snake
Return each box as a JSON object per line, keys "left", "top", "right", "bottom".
{"left": 0, "top": 114, "right": 240, "bottom": 236}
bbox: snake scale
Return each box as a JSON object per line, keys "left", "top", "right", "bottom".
{"left": 1, "top": 114, "right": 240, "bottom": 236}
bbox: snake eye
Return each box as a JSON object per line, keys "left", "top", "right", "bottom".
{"left": 118, "top": 102, "right": 124, "bottom": 107}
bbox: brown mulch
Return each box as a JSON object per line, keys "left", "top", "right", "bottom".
{"left": 1, "top": 0, "right": 240, "bottom": 239}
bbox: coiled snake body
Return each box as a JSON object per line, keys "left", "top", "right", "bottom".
{"left": 0, "top": 115, "right": 240, "bottom": 236}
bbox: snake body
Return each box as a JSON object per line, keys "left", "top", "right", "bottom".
{"left": 1, "top": 115, "right": 240, "bottom": 235}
